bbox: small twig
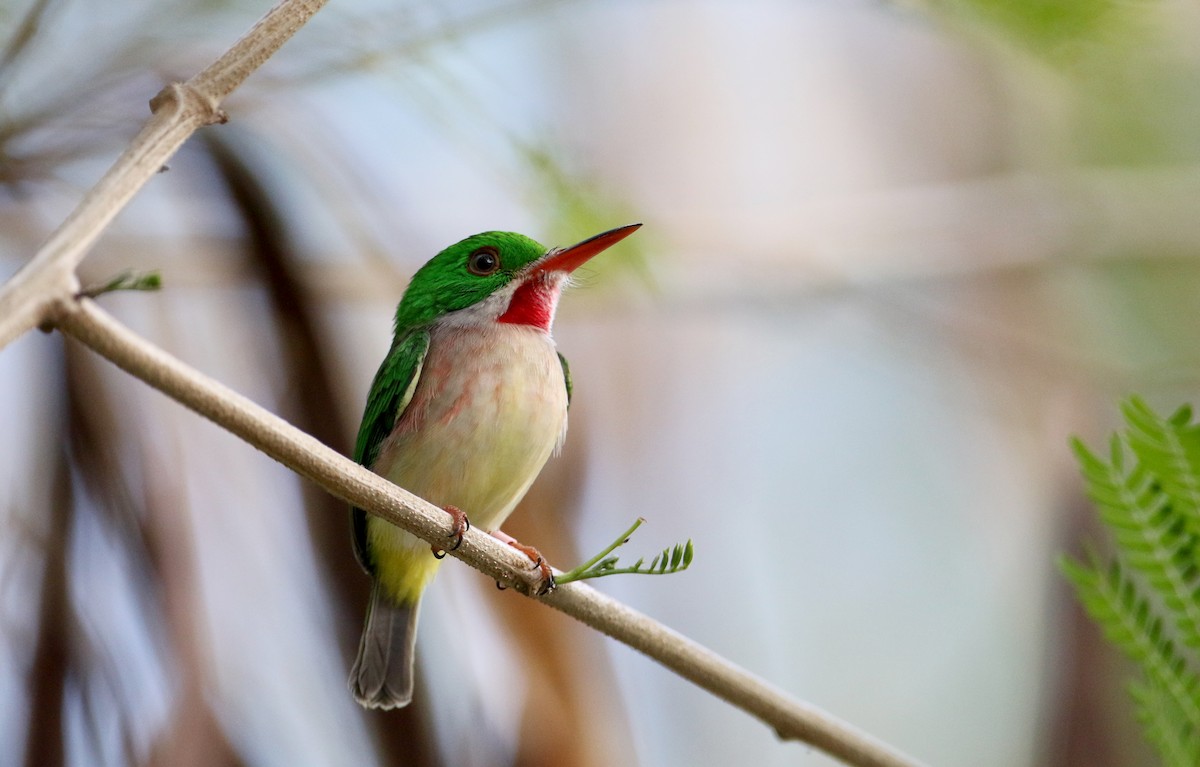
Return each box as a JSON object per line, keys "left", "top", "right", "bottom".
{"left": 0, "top": 0, "right": 55, "bottom": 86}
{"left": 556, "top": 517, "right": 693, "bottom": 585}
{"left": 77, "top": 270, "right": 162, "bottom": 300}
{"left": 559, "top": 517, "right": 646, "bottom": 581}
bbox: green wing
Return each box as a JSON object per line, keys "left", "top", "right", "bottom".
{"left": 351, "top": 329, "right": 431, "bottom": 574}
{"left": 558, "top": 351, "right": 572, "bottom": 409}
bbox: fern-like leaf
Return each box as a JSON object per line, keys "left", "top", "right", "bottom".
{"left": 1061, "top": 554, "right": 1200, "bottom": 735}
{"left": 1124, "top": 397, "right": 1200, "bottom": 546}
{"left": 1072, "top": 436, "right": 1200, "bottom": 649}
{"left": 1131, "top": 675, "right": 1200, "bottom": 767}
{"left": 556, "top": 518, "right": 694, "bottom": 585}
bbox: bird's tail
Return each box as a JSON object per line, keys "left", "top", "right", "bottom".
{"left": 350, "top": 580, "right": 420, "bottom": 709}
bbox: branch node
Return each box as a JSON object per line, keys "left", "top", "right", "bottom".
{"left": 148, "top": 82, "right": 226, "bottom": 127}
{"left": 39, "top": 289, "right": 81, "bottom": 333}
{"left": 147, "top": 83, "right": 180, "bottom": 115}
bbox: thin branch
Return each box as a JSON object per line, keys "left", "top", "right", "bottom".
{"left": 0, "top": 0, "right": 57, "bottom": 88}
{"left": 53, "top": 298, "right": 926, "bottom": 767}
{"left": 0, "top": 0, "right": 329, "bottom": 351}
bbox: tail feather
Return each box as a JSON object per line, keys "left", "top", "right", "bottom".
{"left": 350, "top": 581, "right": 419, "bottom": 709}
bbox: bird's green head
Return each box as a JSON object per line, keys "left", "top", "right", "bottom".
{"left": 393, "top": 224, "right": 640, "bottom": 333}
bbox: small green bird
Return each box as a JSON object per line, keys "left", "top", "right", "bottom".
{"left": 349, "top": 223, "right": 641, "bottom": 709}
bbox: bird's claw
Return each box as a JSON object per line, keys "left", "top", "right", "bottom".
{"left": 532, "top": 556, "right": 556, "bottom": 596}
{"left": 432, "top": 505, "right": 470, "bottom": 559}
{"left": 500, "top": 537, "right": 556, "bottom": 596}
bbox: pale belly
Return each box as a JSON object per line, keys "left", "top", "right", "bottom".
{"left": 367, "top": 322, "right": 568, "bottom": 602}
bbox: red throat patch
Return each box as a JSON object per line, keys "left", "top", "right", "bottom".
{"left": 497, "top": 279, "right": 559, "bottom": 331}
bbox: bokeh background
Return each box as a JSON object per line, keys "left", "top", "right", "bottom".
{"left": 4, "top": 0, "right": 1200, "bottom": 764}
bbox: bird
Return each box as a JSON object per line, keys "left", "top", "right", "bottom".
{"left": 349, "top": 222, "right": 642, "bottom": 709}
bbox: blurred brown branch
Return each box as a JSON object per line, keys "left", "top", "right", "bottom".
{"left": 22, "top": 449, "right": 71, "bottom": 767}
{"left": 201, "top": 132, "right": 438, "bottom": 766}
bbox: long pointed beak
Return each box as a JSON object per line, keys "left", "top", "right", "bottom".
{"left": 534, "top": 223, "right": 642, "bottom": 275}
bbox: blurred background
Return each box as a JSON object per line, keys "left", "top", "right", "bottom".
{"left": 3, "top": 0, "right": 1200, "bottom": 764}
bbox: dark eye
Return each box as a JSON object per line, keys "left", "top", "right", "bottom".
{"left": 468, "top": 247, "right": 500, "bottom": 276}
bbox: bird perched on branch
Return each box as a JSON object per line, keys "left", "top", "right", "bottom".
{"left": 349, "top": 223, "right": 642, "bottom": 709}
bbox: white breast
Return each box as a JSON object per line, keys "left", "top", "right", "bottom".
{"left": 372, "top": 321, "right": 569, "bottom": 533}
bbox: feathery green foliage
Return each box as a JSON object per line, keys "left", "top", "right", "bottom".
{"left": 519, "top": 146, "right": 654, "bottom": 291}
{"left": 1065, "top": 397, "right": 1200, "bottom": 765}
{"left": 941, "top": 0, "right": 1122, "bottom": 55}
{"left": 556, "top": 518, "right": 693, "bottom": 586}
{"left": 1131, "top": 676, "right": 1200, "bottom": 767}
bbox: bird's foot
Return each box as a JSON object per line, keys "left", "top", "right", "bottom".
{"left": 432, "top": 505, "right": 470, "bottom": 559}
{"left": 491, "top": 530, "right": 555, "bottom": 596}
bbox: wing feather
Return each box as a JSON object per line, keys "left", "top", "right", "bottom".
{"left": 351, "top": 329, "right": 431, "bottom": 574}
{"left": 558, "top": 351, "right": 572, "bottom": 409}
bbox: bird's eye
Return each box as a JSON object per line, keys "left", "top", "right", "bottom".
{"left": 467, "top": 247, "right": 501, "bottom": 276}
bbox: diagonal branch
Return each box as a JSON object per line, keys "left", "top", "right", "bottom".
{"left": 0, "top": 0, "right": 329, "bottom": 351}
{"left": 53, "top": 297, "right": 927, "bottom": 767}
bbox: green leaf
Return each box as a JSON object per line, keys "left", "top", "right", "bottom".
{"left": 77, "top": 269, "right": 163, "bottom": 299}
{"left": 555, "top": 519, "right": 694, "bottom": 586}
{"left": 1171, "top": 405, "right": 1195, "bottom": 428}
{"left": 1066, "top": 399, "right": 1200, "bottom": 763}
{"left": 1060, "top": 553, "right": 1200, "bottom": 735}
{"left": 933, "top": 0, "right": 1140, "bottom": 63}
{"left": 1073, "top": 427, "right": 1200, "bottom": 649}
{"left": 1123, "top": 397, "right": 1200, "bottom": 543}
{"left": 1131, "top": 676, "right": 1200, "bottom": 767}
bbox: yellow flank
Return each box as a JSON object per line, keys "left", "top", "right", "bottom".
{"left": 367, "top": 321, "right": 569, "bottom": 606}
{"left": 369, "top": 544, "right": 441, "bottom": 604}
